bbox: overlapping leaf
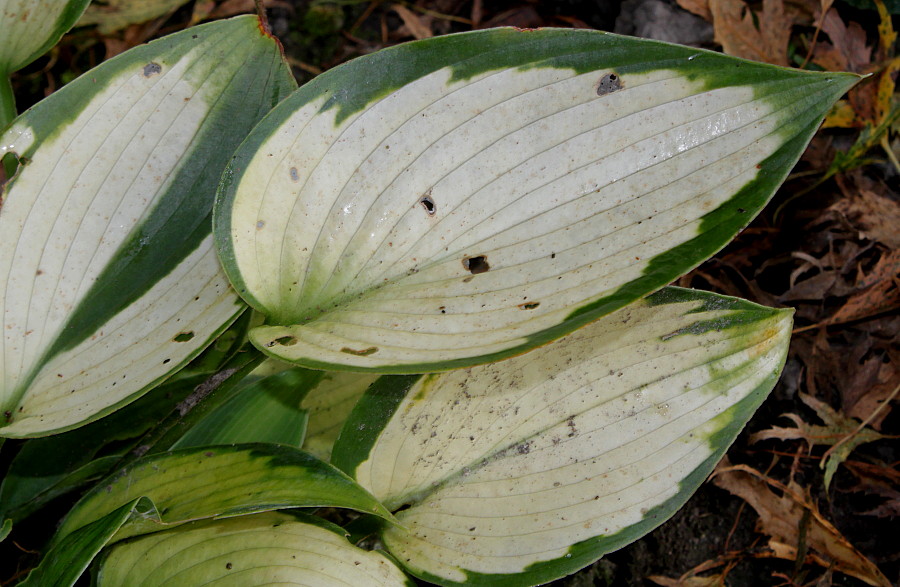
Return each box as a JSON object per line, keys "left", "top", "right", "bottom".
{"left": 0, "top": 0, "right": 91, "bottom": 75}
{"left": 332, "top": 287, "right": 792, "bottom": 585}
{"left": 54, "top": 444, "right": 394, "bottom": 545}
{"left": 301, "top": 370, "right": 380, "bottom": 461}
{"left": 0, "top": 16, "right": 296, "bottom": 436}
{"left": 95, "top": 512, "right": 414, "bottom": 586}
{"left": 215, "top": 27, "right": 856, "bottom": 373}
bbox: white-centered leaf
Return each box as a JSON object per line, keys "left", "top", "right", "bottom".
{"left": 0, "top": 16, "right": 296, "bottom": 437}
{"left": 215, "top": 28, "right": 855, "bottom": 373}
{"left": 96, "top": 512, "right": 414, "bottom": 587}
{"left": 0, "top": 0, "right": 91, "bottom": 75}
{"left": 55, "top": 444, "right": 394, "bottom": 546}
{"left": 331, "top": 287, "right": 792, "bottom": 586}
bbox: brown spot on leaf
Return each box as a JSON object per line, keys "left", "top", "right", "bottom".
{"left": 341, "top": 346, "right": 378, "bottom": 356}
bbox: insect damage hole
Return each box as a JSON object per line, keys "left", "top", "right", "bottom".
{"left": 463, "top": 255, "right": 489, "bottom": 274}
{"left": 267, "top": 336, "right": 298, "bottom": 347}
{"left": 143, "top": 62, "right": 162, "bottom": 77}
{"left": 596, "top": 72, "right": 623, "bottom": 96}
{"left": 419, "top": 195, "right": 436, "bottom": 215}
{"left": 172, "top": 331, "right": 195, "bottom": 342}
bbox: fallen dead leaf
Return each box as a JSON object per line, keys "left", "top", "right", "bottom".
{"left": 708, "top": 0, "right": 793, "bottom": 65}
{"left": 392, "top": 4, "right": 434, "bottom": 39}
{"left": 845, "top": 460, "right": 900, "bottom": 518}
{"left": 751, "top": 392, "right": 890, "bottom": 489}
{"left": 830, "top": 189, "right": 900, "bottom": 249}
{"left": 675, "top": 0, "right": 713, "bottom": 22}
{"left": 712, "top": 459, "right": 891, "bottom": 587}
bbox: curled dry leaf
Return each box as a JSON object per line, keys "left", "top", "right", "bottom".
{"left": 750, "top": 392, "right": 889, "bottom": 489}
{"left": 712, "top": 459, "right": 891, "bottom": 587}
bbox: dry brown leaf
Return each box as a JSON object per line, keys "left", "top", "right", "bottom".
{"left": 392, "top": 4, "right": 433, "bottom": 39}
{"left": 210, "top": 0, "right": 290, "bottom": 19}
{"left": 845, "top": 460, "right": 900, "bottom": 518}
{"left": 712, "top": 460, "right": 892, "bottom": 587}
{"left": 830, "top": 189, "right": 900, "bottom": 248}
{"left": 842, "top": 356, "right": 899, "bottom": 428}
{"left": 648, "top": 575, "right": 724, "bottom": 586}
{"left": 751, "top": 392, "right": 889, "bottom": 488}
{"left": 675, "top": 0, "right": 713, "bottom": 22}
{"left": 709, "top": 0, "right": 792, "bottom": 65}
{"left": 827, "top": 272, "right": 900, "bottom": 327}
{"left": 814, "top": 9, "right": 871, "bottom": 72}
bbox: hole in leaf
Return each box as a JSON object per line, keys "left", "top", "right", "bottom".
{"left": 463, "top": 255, "right": 489, "bottom": 274}
{"left": 267, "top": 336, "right": 298, "bottom": 347}
{"left": 143, "top": 62, "right": 162, "bottom": 77}
{"left": 341, "top": 346, "right": 378, "bottom": 356}
{"left": 596, "top": 72, "right": 623, "bottom": 96}
{"left": 518, "top": 302, "right": 540, "bottom": 310}
{"left": 419, "top": 194, "right": 436, "bottom": 215}
{"left": 172, "top": 332, "right": 194, "bottom": 342}
{"left": 289, "top": 167, "right": 300, "bottom": 182}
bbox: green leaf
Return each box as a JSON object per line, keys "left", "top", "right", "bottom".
{"left": 0, "top": 370, "right": 208, "bottom": 523}
{"left": 19, "top": 498, "right": 142, "bottom": 587}
{"left": 95, "top": 511, "right": 414, "bottom": 586}
{"left": 0, "top": 0, "right": 91, "bottom": 75}
{"left": 54, "top": 444, "right": 394, "bottom": 546}
{"left": 332, "top": 287, "right": 792, "bottom": 586}
{"left": 215, "top": 28, "right": 855, "bottom": 373}
{"left": 301, "top": 370, "right": 380, "bottom": 461}
{"left": 171, "top": 367, "right": 317, "bottom": 449}
{"left": 0, "top": 15, "right": 296, "bottom": 437}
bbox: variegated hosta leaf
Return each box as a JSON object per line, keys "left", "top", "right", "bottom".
{"left": 54, "top": 444, "right": 394, "bottom": 546}
{"left": 96, "top": 512, "right": 414, "bottom": 587}
{"left": 331, "top": 287, "right": 792, "bottom": 586}
{"left": 215, "top": 28, "right": 855, "bottom": 373}
{"left": 0, "top": 16, "right": 296, "bottom": 437}
{"left": 0, "top": 0, "right": 91, "bottom": 75}
{"left": 301, "top": 370, "right": 380, "bottom": 461}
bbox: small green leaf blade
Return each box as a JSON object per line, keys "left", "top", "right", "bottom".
{"left": 0, "top": 15, "right": 296, "bottom": 437}
{"left": 171, "top": 367, "right": 317, "bottom": 449}
{"left": 54, "top": 444, "right": 393, "bottom": 546}
{"left": 0, "top": 370, "right": 208, "bottom": 523}
{"left": 18, "top": 498, "right": 142, "bottom": 587}
{"left": 215, "top": 28, "right": 855, "bottom": 373}
{"left": 301, "top": 370, "right": 380, "bottom": 461}
{"left": 95, "top": 511, "right": 414, "bottom": 586}
{"left": 332, "top": 287, "right": 792, "bottom": 585}
{"left": 0, "top": 0, "right": 91, "bottom": 75}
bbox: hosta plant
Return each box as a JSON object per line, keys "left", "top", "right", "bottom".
{"left": 0, "top": 5, "right": 859, "bottom": 586}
